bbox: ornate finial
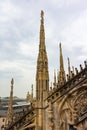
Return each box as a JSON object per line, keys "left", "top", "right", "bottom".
{"left": 59, "top": 43, "right": 62, "bottom": 56}
{"left": 41, "top": 10, "right": 44, "bottom": 19}
{"left": 54, "top": 69, "right": 56, "bottom": 87}
{"left": 11, "top": 78, "right": 14, "bottom": 85}
{"left": 41, "top": 10, "right": 44, "bottom": 23}
{"left": 68, "top": 57, "right": 71, "bottom": 78}
{"left": 75, "top": 68, "right": 78, "bottom": 75}
{"left": 50, "top": 82, "right": 52, "bottom": 91}
{"left": 59, "top": 42, "right": 61, "bottom": 49}
{"left": 80, "top": 64, "right": 83, "bottom": 71}
{"left": 68, "top": 57, "right": 69, "bottom": 64}
{"left": 59, "top": 42, "right": 62, "bottom": 68}
{"left": 72, "top": 66, "right": 74, "bottom": 74}
{"left": 57, "top": 69, "right": 59, "bottom": 82}
{"left": 31, "top": 84, "right": 33, "bottom": 100}
{"left": 84, "top": 61, "right": 87, "bottom": 68}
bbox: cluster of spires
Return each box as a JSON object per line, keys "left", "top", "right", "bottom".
{"left": 37, "top": 10, "right": 87, "bottom": 96}
{"left": 52, "top": 45, "right": 87, "bottom": 90}
{"left": 5, "top": 10, "right": 87, "bottom": 128}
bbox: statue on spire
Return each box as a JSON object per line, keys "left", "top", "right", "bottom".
{"left": 11, "top": 78, "right": 14, "bottom": 85}
{"left": 41, "top": 10, "right": 44, "bottom": 24}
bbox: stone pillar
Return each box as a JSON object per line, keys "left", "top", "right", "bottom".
{"left": 48, "top": 102, "right": 54, "bottom": 130}
{"left": 35, "top": 101, "right": 39, "bottom": 130}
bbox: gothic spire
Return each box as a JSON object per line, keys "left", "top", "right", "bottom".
{"left": 53, "top": 69, "right": 56, "bottom": 88}
{"left": 68, "top": 57, "right": 71, "bottom": 78}
{"left": 72, "top": 66, "right": 74, "bottom": 74}
{"left": 58, "top": 43, "right": 66, "bottom": 86}
{"left": 5, "top": 78, "right": 14, "bottom": 126}
{"left": 31, "top": 84, "right": 33, "bottom": 101}
{"left": 36, "top": 10, "right": 49, "bottom": 101}
{"left": 59, "top": 43, "right": 64, "bottom": 70}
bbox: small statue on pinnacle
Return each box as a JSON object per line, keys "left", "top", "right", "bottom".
{"left": 41, "top": 10, "right": 44, "bottom": 23}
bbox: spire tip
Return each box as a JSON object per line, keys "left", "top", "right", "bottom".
{"left": 41, "top": 10, "right": 44, "bottom": 23}
{"left": 11, "top": 78, "right": 14, "bottom": 85}
{"left": 41, "top": 10, "right": 44, "bottom": 17}
{"left": 59, "top": 42, "right": 61, "bottom": 48}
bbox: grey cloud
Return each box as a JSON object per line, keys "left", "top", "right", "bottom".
{"left": 0, "top": 0, "right": 87, "bottom": 97}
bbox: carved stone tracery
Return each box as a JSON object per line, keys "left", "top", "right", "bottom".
{"left": 58, "top": 84, "right": 87, "bottom": 129}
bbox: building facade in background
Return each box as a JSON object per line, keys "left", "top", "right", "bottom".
{"left": 0, "top": 96, "right": 30, "bottom": 130}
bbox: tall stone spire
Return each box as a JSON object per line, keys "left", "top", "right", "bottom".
{"left": 31, "top": 84, "right": 33, "bottom": 101}
{"left": 58, "top": 43, "right": 66, "bottom": 86}
{"left": 68, "top": 57, "right": 71, "bottom": 78}
{"left": 53, "top": 69, "right": 56, "bottom": 88}
{"left": 36, "top": 10, "right": 49, "bottom": 101}
{"left": 5, "top": 78, "right": 14, "bottom": 126}
{"left": 36, "top": 11, "right": 49, "bottom": 130}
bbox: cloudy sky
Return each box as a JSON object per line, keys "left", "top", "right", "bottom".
{"left": 0, "top": 0, "right": 87, "bottom": 98}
